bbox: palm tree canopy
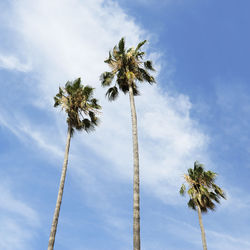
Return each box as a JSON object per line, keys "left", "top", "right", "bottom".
{"left": 100, "top": 37, "right": 156, "bottom": 101}
{"left": 54, "top": 78, "right": 101, "bottom": 133}
{"left": 180, "top": 161, "right": 226, "bottom": 213}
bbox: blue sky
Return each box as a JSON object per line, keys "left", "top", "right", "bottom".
{"left": 0, "top": 0, "right": 250, "bottom": 249}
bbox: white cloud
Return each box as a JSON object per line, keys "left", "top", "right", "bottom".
{"left": 2, "top": 0, "right": 210, "bottom": 204}
{"left": 0, "top": 184, "right": 39, "bottom": 227}
{"left": 0, "top": 110, "right": 64, "bottom": 160}
{"left": 0, "top": 182, "right": 39, "bottom": 250}
{"left": 0, "top": 54, "right": 31, "bottom": 72}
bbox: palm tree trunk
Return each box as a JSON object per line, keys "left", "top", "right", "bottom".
{"left": 48, "top": 126, "right": 72, "bottom": 250}
{"left": 197, "top": 205, "right": 208, "bottom": 250}
{"left": 128, "top": 84, "right": 140, "bottom": 250}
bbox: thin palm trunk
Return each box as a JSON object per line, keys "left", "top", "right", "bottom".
{"left": 48, "top": 126, "right": 72, "bottom": 250}
{"left": 197, "top": 205, "right": 208, "bottom": 250}
{"left": 128, "top": 84, "right": 140, "bottom": 250}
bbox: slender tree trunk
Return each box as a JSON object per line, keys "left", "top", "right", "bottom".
{"left": 197, "top": 205, "right": 208, "bottom": 250}
{"left": 128, "top": 84, "right": 140, "bottom": 250}
{"left": 48, "top": 126, "right": 72, "bottom": 250}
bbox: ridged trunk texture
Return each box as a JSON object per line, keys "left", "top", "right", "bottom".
{"left": 48, "top": 126, "right": 72, "bottom": 250}
{"left": 128, "top": 84, "right": 140, "bottom": 250}
{"left": 197, "top": 205, "right": 208, "bottom": 250}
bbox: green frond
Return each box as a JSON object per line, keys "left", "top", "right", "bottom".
{"left": 104, "top": 51, "right": 113, "bottom": 64}
{"left": 105, "top": 86, "right": 119, "bottom": 101}
{"left": 144, "top": 60, "right": 155, "bottom": 71}
{"left": 65, "top": 80, "right": 73, "bottom": 94}
{"left": 127, "top": 48, "right": 132, "bottom": 53}
{"left": 90, "top": 98, "right": 101, "bottom": 110}
{"left": 187, "top": 187, "right": 195, "bottom": 197}
{"left": 55, "top": 87, "right": 63, "bottom": 98}
{"left": 137, "top": 51, "right": 145, "bottom": 59}
{"left": 200, "top": 206, "right": 208, "bottom": 213}
{"left": 72, "top": 77, "right": 81, "bottom": 90}
{"left": 112, "top": 45, "right": 120, "bottom": 60}
{"left": 82, "top": 85, "right": 94, "bottom": 99}
{"left": 117, "top": 77, "right": 129, "bottom": 94}
{"left": 88, "top": 111, "right": 99, "bottom": 126}
{"left": 81, "top": 118, "right": 95, "bottom": 133}
{"left": 132, "top": 83, "right": 140, "bottom": 96}
{"left": 118, "top": 37, "right": 125, "bottom": 53}
{"left": 138, "top": 67, "right": 155, "bottom": 84}
{"left": 179, "top": 184, "right": 186, "bottom": 196}
{"left": 53, "top": 96, "right": 61, "bottom": 107}
{"left": 135, "top": 40, "right": 147, "bottom": 52}
{"left": 100, "top": 72, "right": 115, "bottom": 86}
{"left": 188, "top": 199, "right": 196, "bottom": 211}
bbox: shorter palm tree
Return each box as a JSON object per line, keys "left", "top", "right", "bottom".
{"left": 180, "top": 161, "right": 226, "bottom": 250}
{"left": 48, "top": 78, "right": 101, "bottom": 250}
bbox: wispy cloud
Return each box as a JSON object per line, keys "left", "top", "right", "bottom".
{"left": 0, "top": 54, "right": 31, "bottom": 72}
{"left": 0, "top": 182, "right": 40, "bottom": 250}
{"left": 1, "top": 0, "right": 210, "bottom": 204}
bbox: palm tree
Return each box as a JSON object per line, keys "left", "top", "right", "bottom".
{"left": 180, "top": 161, "right": 226, "bottom": 250}
{"left": 100, "top": 37, "right": 155, "bottom": 250}
{"left": 48, "top": 78, "right": 101, "bottom": 250}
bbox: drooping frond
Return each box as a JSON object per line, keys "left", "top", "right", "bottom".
{"left": 138, "top": 67, "right": 155, "bottom": 84}
{"left": 179, "top": 184, "right": 186, "bottom": 196}
{"left": 188, "top": 199, "right": 196, "bottom": 211}
{"left": 144, "top": 60, "right": 155, "bottom": 71}
{"left": 82, "top": 85, "right": 94, "bottom": 100}
{"left": 54, "top": 78, "right": 101, "bottom": 133}
{"left": 105, "top": 86, "right": 119, "bottom": 101}
{"left": 180, "top": 161, "right": 226, "bottom": 214}
{"left": 100, "top": 72, "right": 115, "bottom": 87}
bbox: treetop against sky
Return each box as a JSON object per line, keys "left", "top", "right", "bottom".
{"left": 0, "top": 0, "right": 250, "bottom": 249}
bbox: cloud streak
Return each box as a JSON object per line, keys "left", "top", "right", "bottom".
{"left": 1, "top": 0, "right": 211, "bottom": 205}
{"left": 0, "top": 182, "right": 40, "bottom": 250}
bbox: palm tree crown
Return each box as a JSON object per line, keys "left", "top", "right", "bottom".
{"left": 180, "top": 161, "right": 226, "bottom": 213}
{"left": 54, "top": 77, "right": 101, "bottom": 133}
{"left": 100, "top": 37, "right": 156, "bottom": 100}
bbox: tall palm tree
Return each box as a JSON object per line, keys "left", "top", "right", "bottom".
{"left": 48, "top": 78, "right": 101, "bottom": 250}
{"left": 179, "top": 161, "right": 226, "bottom": 250}
{"left": 100, "top": 37, "right": 155, "bottom": 250}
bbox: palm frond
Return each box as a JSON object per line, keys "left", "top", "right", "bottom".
{"left": 138, "top": 67, "right": 155, "bottom": 84}
{"left": 105, "top": 86, "right": 119, "bottom": 101}
{"left": 72, "top": 78, "right": 81, "bottom": 90}
{"left": 100, "top": 72, "right": 115, "bottom": 87}
{"left": 104, "top": 51, "right": 113, "bottom": 64}
{"left": 82, "top": 85, "right": 94, "bottom": 99}
{"left": 118, "top": 37, "right": 125, "bottom": 53}
{"left": 180, "top": 184, "right": 186, "bottom": 196}
{"left": 132, "top": 83, "right": 140, "bottom": 96}
{"left": 135, "top": 40, "right": 147, "bottom": 52}
{"left": 144, "top": 60, "right": 155, "bottom": 71}
{"left": 54, "top": 96, "right": 61, "bottom": 107}
{"left": 188, "top": 199, "right": 196, "bottom": 211}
